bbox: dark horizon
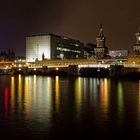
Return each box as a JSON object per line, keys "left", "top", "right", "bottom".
{"left": 0, "top": 0, "right": 140, "bottom": 56}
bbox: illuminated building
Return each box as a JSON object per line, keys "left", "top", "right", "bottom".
{"left": 128, "top": 55, "right": 140, "bottom": 63}
{"left": 26, "top": 33, "right": 84, "bottom": 62}
{"left": 133, "top": 26, "right": 140, "bottom": 55}
{"left": 109, "top": 50, "right": 128, "bottom": 58}
{"left": 94, "top": 24, "right": 108, "bottom": 58}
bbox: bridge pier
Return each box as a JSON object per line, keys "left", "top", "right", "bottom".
{"left": 68, "top": 65, "right": 80, "bottom": 76}
{"left": 109, "top": 65, "right": 124, "bottom": 77}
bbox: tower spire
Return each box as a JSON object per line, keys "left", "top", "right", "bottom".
{"left": 98, "top": 24, "right": 104, "bottom": 37}
{"left": 95, "top": 24, "right": 108, "bottom": 58}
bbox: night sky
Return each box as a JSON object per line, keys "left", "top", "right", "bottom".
{"left": 0, "top": 0, "right": 140, "bottom": 56}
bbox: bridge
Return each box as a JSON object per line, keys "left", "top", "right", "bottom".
{"left": 0, "top": 58, "right": 139, "bottom": 76}
{"left": 0, "top": 58, "right": 139, "bottom": 69}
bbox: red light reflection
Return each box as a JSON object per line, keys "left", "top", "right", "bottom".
{"left": 4, "top": 87, "right": 9, "bottom": 114}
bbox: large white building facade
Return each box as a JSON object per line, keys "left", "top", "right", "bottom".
{"left": 26, "top": 35, "right": 51, "bottom": 61}
{"left": 26, "top": 33, "right": 84, "bottom": 62}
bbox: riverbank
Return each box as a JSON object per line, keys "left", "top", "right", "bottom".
{"left": 2, "top": 69, "right": 139, "bottom": 79}
{"left": 0, "top": 66, "right": 140, "bottom": 79}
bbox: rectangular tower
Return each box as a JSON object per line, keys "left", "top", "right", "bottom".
{"left": 26, "top": 35, "right": 51, "bottom": 62}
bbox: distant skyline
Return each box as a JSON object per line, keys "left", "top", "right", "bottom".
{"left": 0, "top": 0, "right": 140, "bottom": 56}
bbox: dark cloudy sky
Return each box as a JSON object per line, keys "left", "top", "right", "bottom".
{"left": 0, "top": 0, "right": 140, "bottom": 56}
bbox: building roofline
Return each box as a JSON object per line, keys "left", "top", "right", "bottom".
{"left": 27, "top": 32, "right": 83, "bottom": 43}
{"left": 31, "top": 32, "right": 60, "bottom": 37}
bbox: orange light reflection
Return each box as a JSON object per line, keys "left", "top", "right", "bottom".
{"left": 18, "top": 74, "right": 22, "bottom": 111}
{"left": 11, "top": 76, "right": 15, "bottom": 111}
{"left": 100, "top": 78, "right": 109, "bottom": 117}
{"left": 24, "top": 77, "right": 29, "bottom": 113}
{"left": 55, "top": 76, "right": 59, "bottom": 112}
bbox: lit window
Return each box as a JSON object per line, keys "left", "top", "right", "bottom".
{"left": 75, "top": 44, "right": 79, "bottom": 47}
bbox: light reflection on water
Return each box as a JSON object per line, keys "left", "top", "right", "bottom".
{"left": 100, "top": 78, "right": 109, "bottom": 116}
{"left": 55, "top": 76, "right": 60, "bottom": 112}
{"left": 0, "top": 75, "right": 140, "bottom": 139}
{"left": 11, "top": 76, "right": 15, "bottom": 112}
{"left": 117, "top": 81, "right": 124, "bottom": 117}
{"left": 75, "top": 77, "right": 82, "bottom": 119}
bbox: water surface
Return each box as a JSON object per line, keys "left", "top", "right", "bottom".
{"left": 0, "top": 75, "right": 140, "bottom": 139}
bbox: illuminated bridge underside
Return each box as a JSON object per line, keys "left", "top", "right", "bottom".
{"left": 0, "top": 58, "right": 140, "bottom": 69}
{"left": 34, "top": 59, "right": 140, "bottom": 69}
{"left": 36, "top": 59, "right": 97, "bottom": 68}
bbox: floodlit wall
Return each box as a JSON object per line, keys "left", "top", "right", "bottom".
{"left": 26, "top": 35, "right": 51, "bottom": 62}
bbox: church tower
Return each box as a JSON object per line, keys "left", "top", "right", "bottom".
{"left": 96, "top": 24, "right": 105, "bottom": 47}
{"left": 133, "top": 26, "right": 140, "bottom": 55}
{"left": 94, "top": 24, "right": 108, "bottom": 58}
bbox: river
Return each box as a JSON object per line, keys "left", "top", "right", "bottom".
{"left": 0, "top": 75, "right": 140, "bottom": 139}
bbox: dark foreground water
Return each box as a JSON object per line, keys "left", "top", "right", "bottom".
{"left": 0, "top": 75, "right": 140, "bottom": 139}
